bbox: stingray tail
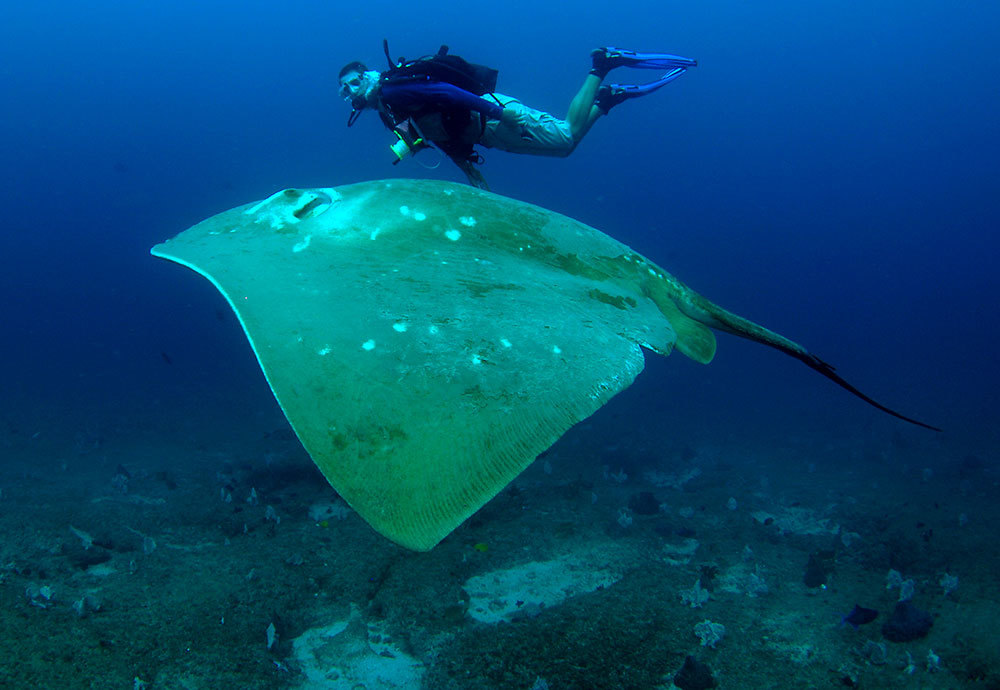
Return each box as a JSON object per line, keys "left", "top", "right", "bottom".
{"left": 675, "top": 290, "right": 941, "bottom": 431}
{"left": 790, "top": 350, "right": 941, "bottom": 431}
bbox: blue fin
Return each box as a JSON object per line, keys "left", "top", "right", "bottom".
{"left": 611, "top": 68, "right": 689, "bottom": 95}
{"left": 596, "top": 68, "right": 691, "bottom": 113}
{"left": 593, "top": 47, "right": 697, "bottom": 76}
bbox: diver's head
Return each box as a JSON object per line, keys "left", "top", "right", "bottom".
{"left": 338, "top": 62, "right": 380, "bottom": 109}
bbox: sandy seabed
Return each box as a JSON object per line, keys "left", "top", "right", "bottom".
{"left": 1, "top": 404, "right": 996, "bottom": 690}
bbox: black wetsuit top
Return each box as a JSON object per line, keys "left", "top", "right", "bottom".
{"left": 377, "top": 79, "right": 502, "bottom": 189}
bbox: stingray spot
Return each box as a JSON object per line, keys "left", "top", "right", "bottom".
{"left": 445, "top": 229, "right": 462, "bottom": 242}
{"left": 647, "top": 268, "right": 657, "bottom": 276}
{"left": 428, "top": 325, "right": 439, "bottom": 335}
{"left": 500, "top": 338, "right": 512, "bottom": 348}
{"left": 399, "top": 206, "right": 411, "bottom": 216}
{"left": 361, "top": 339, "right": 376, "bottom": 351}
{"left": 459, "top": 216, "right": 476, "bottom": 227}
{"left": 552, "top": 345, "right": 562, "bottom": 355}
{"left": 588, "top": 289, "right": 636, "bottom": 310}
{"left": 318, "top": 346, "right": 332, "bottom": 356}
{"left": 392, "top": 322, "right": 408, "bottom": 333}
{"left": 471, "top": 354, "right": 482, "bottom": 365}
{"left": 413, "top": 211, "right": 426, "bottom": 221}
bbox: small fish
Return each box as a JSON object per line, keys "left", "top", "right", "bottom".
{"left": 841, "top": 604, "right": 878, "bottom": 629}
{"left": 472, "top": 542, "right": 489, "bottom": 553}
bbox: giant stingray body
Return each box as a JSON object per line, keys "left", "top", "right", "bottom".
{"left": 152, "top": 179, "right": 935, "bottom": 550}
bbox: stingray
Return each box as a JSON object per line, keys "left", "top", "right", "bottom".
{"left": 151, "top": 179, "right": 937, "bottom": 551}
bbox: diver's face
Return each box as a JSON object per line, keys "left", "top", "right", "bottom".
{"left": 339, "top": 70, "right": 370, "bottom": 105}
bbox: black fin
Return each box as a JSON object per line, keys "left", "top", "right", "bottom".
{"left": 794, "top": 351, "right": 941, "bottom": 431}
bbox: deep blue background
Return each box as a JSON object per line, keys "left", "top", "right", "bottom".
{"left": 1, "top": 1, "right": 996, "bottom": 452}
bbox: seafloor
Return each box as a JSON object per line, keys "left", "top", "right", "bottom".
{"left": 1, "top": 391, "right": 996, "bottom": 690}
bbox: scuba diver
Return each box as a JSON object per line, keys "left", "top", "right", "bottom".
{"left": 339, "top": 42, "right": 696, "bottom": 190}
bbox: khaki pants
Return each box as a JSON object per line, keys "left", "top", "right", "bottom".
{"left": 479, "top": 93, "right": 576, "bottom": 157}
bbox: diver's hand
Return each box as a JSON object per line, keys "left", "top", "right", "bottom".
{"left": 499, "top": 107, "right": 518, "bottom": 129}
{"left": 455, "top": 158, "right": 490, "bottom": 191}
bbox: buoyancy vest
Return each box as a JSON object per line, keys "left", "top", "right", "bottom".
{"left": 377, "top": 42, "right": 499, "bottom": 163}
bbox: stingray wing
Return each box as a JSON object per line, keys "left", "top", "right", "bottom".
{"left": 151, "top": 180, "right": 711, "bottom": 550}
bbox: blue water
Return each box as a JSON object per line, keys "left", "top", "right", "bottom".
{"left": 2, "top": 3, "right": 1000, "bottom": 687}
{"left": 2, "top": 1, "right": 997, "bottom": 454}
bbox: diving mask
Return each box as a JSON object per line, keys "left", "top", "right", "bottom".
{"left": 339, "top": 70, "right": 379, "bottom": 107}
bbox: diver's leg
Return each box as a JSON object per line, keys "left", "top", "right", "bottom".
{"left": 570, "top": 103, "right": 605, "bottom": 144}
{"left": 566, "top": 73, "right": 603, "bottom": 142}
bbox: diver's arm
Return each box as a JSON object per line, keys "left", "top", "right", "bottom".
{"left": 382, "top": 81, "right": 504, "bottom": 120}
{"left": 451, "top": 156, "right": 490, "bottom": 191}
